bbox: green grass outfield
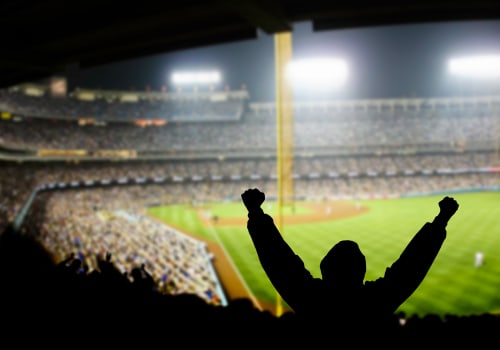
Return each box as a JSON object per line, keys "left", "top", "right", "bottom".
{"left": 147, "top": 191, "right": 500, "bottom": 317}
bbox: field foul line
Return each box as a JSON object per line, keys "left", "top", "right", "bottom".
{"left": 204, "top": 221, "right": 262, "bottom": 310}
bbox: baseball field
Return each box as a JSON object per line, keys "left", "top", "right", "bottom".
{"left": 147, "top": 191, "right": 500, "bottom": 317}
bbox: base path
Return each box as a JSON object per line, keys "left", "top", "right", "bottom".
{"left": 203, "top": 201, "right": 368, "bottom": 227}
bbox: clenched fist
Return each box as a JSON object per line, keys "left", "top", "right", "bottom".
{"left": 241, "top": 188, "right": 265, "bottom": 213}
{"left": 438, "top": 196, "right": 459, "bottom": 221}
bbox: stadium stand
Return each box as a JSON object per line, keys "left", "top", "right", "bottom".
{"left": 0, "top": 86, "right": 499, "bottom": 344}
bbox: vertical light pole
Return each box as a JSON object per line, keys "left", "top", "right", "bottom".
{"left": 274, "top": 30, "right": 295, "bottom": 317}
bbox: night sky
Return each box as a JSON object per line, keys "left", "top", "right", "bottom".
{"left": 76, "top": 20, "right": 500, "bottom": 102}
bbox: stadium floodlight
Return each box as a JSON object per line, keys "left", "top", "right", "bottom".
{"left": 286, "top": 58, "right": 349, "bottom": 89}
{"left": 448, "top": 55, "right": 500, "bottom": 80}
{"left": 170, "top": 70, "right": 222, "bottom": 85}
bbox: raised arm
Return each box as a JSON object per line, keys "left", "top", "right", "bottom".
{"left": 374, "top": 196, "right": 459, "bottom": 311}
{"left": 242, "top": 188, "right": 314, "bottom": 303}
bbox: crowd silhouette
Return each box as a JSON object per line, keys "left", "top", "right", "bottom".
{"left": 0, "top": 223, "right": 280, "bottom": 347}
{"left": 0, "top": 191, "right": 499, "bottom": 347}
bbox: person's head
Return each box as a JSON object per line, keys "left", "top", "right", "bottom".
{"left": 320, "top": 240, "right": 366, "bottom": 287}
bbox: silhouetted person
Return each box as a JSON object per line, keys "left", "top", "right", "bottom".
{"left": 241, "top": 188, "right": 459, "bottom": 344}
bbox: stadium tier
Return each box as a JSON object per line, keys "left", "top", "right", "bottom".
{"left": 1, "top": 86, "right": 500, "bottom": 317}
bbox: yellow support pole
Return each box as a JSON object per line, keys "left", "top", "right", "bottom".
{"left": 274, "top": 31, "right": 295, "bottom": 317}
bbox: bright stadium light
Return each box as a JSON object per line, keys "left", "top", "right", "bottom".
{"left": 448, "top": 55, "right": 500, "bottom": 79}
{"left": 171, "top": 70, "right": 222, "bottom": 85}
{"left": 286, "top": 58, "right": 349, "bottom": 89}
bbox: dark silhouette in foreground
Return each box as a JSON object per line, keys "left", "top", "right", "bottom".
{"left": 242, "top": 188, "right": 459, "bottom": 344}
{"left": 1, "top": 215, "right": 499, "bottom": 347}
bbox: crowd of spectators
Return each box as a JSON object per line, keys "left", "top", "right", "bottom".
{"left": 2, "top": 156, "right": 495, "bottom": 209}
{"left": 1, "top": 152, "right": 499, "bottom": 232}
{"left": 0, "top": 89, "right": 499, "bottom": 343}
{"left": 0, "top": 89, "right": 498, "bottom": 155}
{"left": 20, "top": 188, "right": 226, "bottom": 306}
{"left": 0, "top": 109, "right": 495, "bottom": 153}
{"left": 3, "top": 152, "right": 499, "bottom": 182}
{"left": 0, "top": 88, "right": 246, "bottom": 122}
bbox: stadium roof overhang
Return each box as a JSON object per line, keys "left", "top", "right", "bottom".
{"left": 1, "top": 0, "right": 500, "bottom": 89}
